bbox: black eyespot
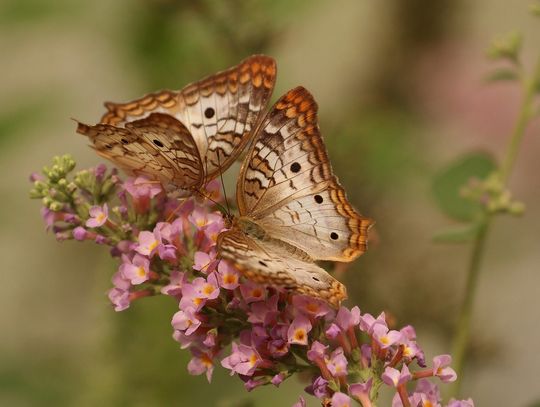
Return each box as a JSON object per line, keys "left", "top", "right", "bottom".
{"left": 105, "top": 144, "right": 113, "bottom": 149}
{"left": 314, "top": 194, "right": 323, "bottom": 204}
{"left": 204, "top": 107, "right": 215, "bottom": 119}
{"left": 121, "top": 138, "right": 128, "bottom": 144}
{"left": 259, "top": 260, "right": 267, "bottom": 267}
{"left": 330, "top": 232, "right": 339, "bottom": 240}
{"left": 312, "top": 277, "right": 320, "bottom": 282}
{"left": 153, "top": 139, "right": 164, "bottom": 148}
{"left": 290, "top": 162, "right": 301, "bottom": 173}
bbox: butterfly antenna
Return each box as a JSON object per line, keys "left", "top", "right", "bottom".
{"left": 194, "top": 187, "right": 229, "bottom": 215}
{"left": 216, "top": 150, "right": 231, "bottom": 217}
{"left": 166, "top": 199, "right": 185, "bottom": 223}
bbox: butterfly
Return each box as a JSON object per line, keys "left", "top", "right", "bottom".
{"left": 76, "top": 55, "right": 277, "bottom": 193}
{"left": 217, "top": 86, "right": 373, "bottom": 307}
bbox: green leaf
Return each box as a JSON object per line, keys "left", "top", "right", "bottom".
{"left": 432, "top": 223, "right": 480, "bottom": 243}
{"left": 484, "top": 68, "right": 519, "bottom": 83}
{"left": 432, "top": 152, "right": 497, "bottom": 222}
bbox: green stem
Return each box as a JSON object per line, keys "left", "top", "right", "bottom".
{"left": 500, "top": 55, "right": 540, "bottom": 183}
{"left": 450, "top": 218, "right": 490, "bottom": 395}
{"left": 450, "top": 54, "right": 540, "bottom": 396}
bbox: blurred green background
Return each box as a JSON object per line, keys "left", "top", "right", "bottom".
{"left": 2, "top": 0, "right": 540, "bottom": 406}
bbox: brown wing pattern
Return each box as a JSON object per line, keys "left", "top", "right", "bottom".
{"left": 217, "top": 229, "right": 347, "bottom": 307}
{"left": 100, "top": 55, "right": 277, "bottom": 182}
{"left": 76, "top": 113, "right": 203, "bottom": 190}
{"left": 236, "top": 87, "right": 372, "bottom": 261}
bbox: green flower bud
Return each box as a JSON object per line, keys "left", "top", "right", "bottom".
{"left": 49, "top": 201, "right": 64, "bottom": 212}
{"left": 487, "top": 31, "right": 522, "bottom": 63}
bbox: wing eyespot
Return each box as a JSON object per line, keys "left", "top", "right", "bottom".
{"left": 330, "top": 232, "right": 339, "bottom": 240}
{"left": 153, "top": 139, "right": 164, "bottom": 148}
{"left": 121, "top": 138, "right": 129, "bottom": 145}
{"left": 290, "top": 162, "right": 301, "bottom": 173}
{"left": 204, "top": 107, "right": 215, "bottom": 119}
{"left": 314, "top": 194, "right": 323, "bottom": 204}
{"left": 105, "top": 144, "right": 113, "bottom": 149}
{"left": 258, "top": 260, "right": 268, "bottom": 267}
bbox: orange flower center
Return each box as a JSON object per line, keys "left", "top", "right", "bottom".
{"left": 223, "top": 274, "right": 237, "bottom": 284}
{"left": 294, "top": 329, "right": 306, "bottom": 342}
{"left": 306, "top": 303, "right": 319, "bottom": 313}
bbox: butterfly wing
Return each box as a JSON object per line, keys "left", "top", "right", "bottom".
{"left": 76, "top": 113, "right": 204, "bottom": 190}
{"left": 100, "top": 55, "right": 277, "bottom": 182}
{"left": 236, "top": 87, "right": 372, "bottom": 262}
{"left": 218, "top": 229, "right": 346, "bottom": 307}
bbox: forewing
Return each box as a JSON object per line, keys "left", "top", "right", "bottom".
{"left": 237, "top": 87, "right": 372, "bottom": 261}
{"left": 100, "top": 55, "right": 277, "bottom": 182}
{"left": 76, "top": 113, "right": 203, "bottom": 190}
{"left": 218, "top": 230, "right": 347, "bottom": 307}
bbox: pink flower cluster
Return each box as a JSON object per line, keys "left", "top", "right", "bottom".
{"left": 32, "top": 163, "right": 475, "bottom": 407}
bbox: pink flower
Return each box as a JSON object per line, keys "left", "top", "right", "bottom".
{"left": 171, "top": 308, "right": 201, "bottom": 336}
{"left": 161, "top": 271, "right": 186, "bottom": 296}
{"left": 86, "top": 204, "right": 108, "bottom": 228}
{"left": 268, "top": 339, "right": 289, "bottom": 358}
{"left": 179, "top": 283, "right": 207, "bottom": 312}
{"left": 120, "top": 254, "right": 150, "bottom": 285}
{"left": 270, "top": 373, "right": 285, "bottom": 387}
{"left": 292, "top": 295, "right": 332, "bottom": 319}
{"left": 193, "top": 251, "right": 218, "bottom": 274}
{"left": 392, "top": 379, "right": 443, "bottom": 407}
{"left": 305, "top": 376, "right": 329, "bottom": 399}
{"left": 325, "top": 323, "right": 342, "bottom": 339}
{"left": 382, "top": 364, "right": 412, "bottom": 387}
{"left": 292, "top": 397, "right": 306, "bottom": 407}
{"left": 218, "top": 261, "right": 240, "bottom": 290}
{"left": 336, "top": 305, "right": 361, "bottom": 331}
{"left": 325, "top": 347, "right": 348, "bottom": 377}
{"left": 287, "top": 314, "right": 312, "bottom": 345}
{"left": 350, "top": 378, "right": 373, "bottom": 405}
{"left": 331, "top": 392, "right": 352, "bottom": 407}
{"left": 108, "top": 288, "right": 130, "bottom": 311}
{"left": 307, "top": 341, "right": 328, "bottom": 362}
{"left": 221, "top": 343, "right": 263, "bottom": 376}
{"left": 111, "top": 270, "right": 131, "bottom": 291}
{"left": 135, "top": 231, "right": 159, "bottom": 256}
{"left": 192, "top": 274, "right": 220, "bottom": 300}
{"left": 248, "top": 294, "right": 279, "bottom": 324}
{"left": 187, "top": 350, "right": 214, "bottom": 382}
{"left": 240, "top": 282, "right": 266, "bottom": 303}
{"left": 188, "top": 206, "right": 222, "bottom": 230}
{"left": 124, "top": 176, "right": 162, "bottom": 199}
{"left": 72, "top": 226, "right": 87, "bottom": 241}
{"left": 372, "top": 324, "right": 402, "bottom": 349}
{"left": 359, "top": 311, "right": 387, "bottom": 334}
{"left": 433, "top": 355, "right": 457, "bottom": 383}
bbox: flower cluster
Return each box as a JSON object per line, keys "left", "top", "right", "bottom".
{"left": 30, "top": 156, "right": 475, "bottom": 406}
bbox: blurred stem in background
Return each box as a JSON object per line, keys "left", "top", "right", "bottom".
{"left": 450, "top": 29, "right": 540, "bottom": 396}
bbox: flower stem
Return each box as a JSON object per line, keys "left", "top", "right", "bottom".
{"left": 450, "top": 218, "right": 490, "bottom": 395}
{"left": 500, "top": 55, "right": 540, "bottom": 184}
{"left": 450, "top": 54, "right": 540, "bottom": 397}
